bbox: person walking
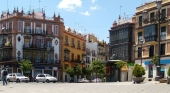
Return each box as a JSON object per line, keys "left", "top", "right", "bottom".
{"left": 1, "top": 68, "right": 8, "bottom": 85}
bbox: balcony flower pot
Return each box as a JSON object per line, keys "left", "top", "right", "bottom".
{"left": 132, "top": 64, "right": 146, "bottom": 84}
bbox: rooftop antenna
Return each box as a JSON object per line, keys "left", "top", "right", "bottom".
{"left": 120, "top": 6, "right": 122, "bottom": 18}
{"left": 7, "top": 0, "right": 8, "bottom": 11}
{"left": 142, "top": 0, "right": 143, "bottom": 5}
{"left": 39, "top": 0, "right": 41, "bottom": 10}
{"left": 30, "top": 0, "right": 31, "bottom": 10}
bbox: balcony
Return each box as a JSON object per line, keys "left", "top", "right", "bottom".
{"left": 144, "top": 35, "right": 157, "bottom": 42}
{"left": 98, "top": 52, "right": 106, "bottom": 56}
{"left": 32, "top": 29, "right": 46, "bottom": 35}
{"left": 24, "top": 28, "right": 32, "bottom": 34}
{"left": 23, "top": 43, "right": 54, "bottom": 50}
{"left": 65, "top": 41, "right": 69, "bottom": 45}
{"left": 2, "top": 28, "right": 12, "bottom": 34}
{"left": 23, "top": 57, "right": 60, "bottom": 64}
{"left": 46, "top": 31, "right": 53, "bottom": 36}
{"left": 0, "top": 56, "right": 13, "bottom": 62}
{"left": 64, "top": 56, "right": 70, "bottom": 61}
{"left": 161, "top": 34, "right": 166, "bottom": 41}
{"left": 71, "top": 44, "right": 75, "bottom": 47}
{"left": 77, "top": 45, "right": 81, "bottom": 49}
{"left": 86, "top": 52, "right": 90, "bottom": 55}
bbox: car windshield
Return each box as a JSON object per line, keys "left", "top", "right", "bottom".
{"left": 45, "top": 74, "right": 52, "bottom": 77}
{"left": 16, "top": 73, "right": 24, "bottom": 77}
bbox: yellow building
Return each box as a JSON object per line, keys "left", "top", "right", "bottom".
{"left": 62, "top": 28, "right": 86, "bottom": 82}
{"left": 135, "top": 0, "right": 170, "bottom": 80}
{"left": 97, "top": 40, "right": 109, "bottom": 62}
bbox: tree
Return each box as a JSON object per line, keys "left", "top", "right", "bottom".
{"left": 65, "top": 67, "right": 74, "bottom": 77}
{"left": 91, "top": 60, "right": 106, "bottom": 82}
{"left": 73, "top": 63, "right": 81, "bottom": 82}
{"left": 151, "top": 55, "right": 158, "bottom": 65}
{"left": 19, "top": 59, "right": 33, "bottom": 75}
{"left": 115, "top": 60, "right": 127, "bottom": 68}
{"left": 82, "top": 67, "right": 92, "bottom": 79}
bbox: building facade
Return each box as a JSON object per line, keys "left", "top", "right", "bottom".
{"left": 108, "top": 17, "right": 135, "bottom": 82}
{"left": 135, "top": 0, "right": 170, "bottom": 80}
{"left": 0, "top": 8, "right": 64, "bottom": 80}
{"left": 97, "top": 40, "right": 109, "bottom": 62}
{"left": 62, "top": 28, "right": 86, "bottom": 82}
{"left": 86, "top": 34, "right": 98, "bottom": 68}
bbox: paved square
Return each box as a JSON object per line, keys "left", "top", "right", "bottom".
{"left": 0, "top": 81, "right": 170, "bottom": 93}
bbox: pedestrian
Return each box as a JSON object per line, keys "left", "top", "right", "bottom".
{"left": 1, "top": 68, "right": 8, "bottom": 85}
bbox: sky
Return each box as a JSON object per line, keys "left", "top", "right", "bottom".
{"left": 0, "top": 0, "right": 153, "bottom": 43}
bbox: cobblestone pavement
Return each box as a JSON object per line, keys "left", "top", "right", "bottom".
{"left": 0, "top": 81, "right": 170, "bottom": 93}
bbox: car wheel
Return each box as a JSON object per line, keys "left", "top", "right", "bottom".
{"left": 26, "top": 81, "right": 28, "bottom": 83}
{"left": 53, "top": 81, "right": 56, "bottom": 83}
{"left": 36, "top": 79, "right": 39, "bottom": 83}
{"left": 46, "top": 79, "right": 49, "bottom": 83}
{"left": 7, "top": 79, "right": 10, "bottom": 82}
{"left": 17, "top": 79, "right": 20, "bottom": 83}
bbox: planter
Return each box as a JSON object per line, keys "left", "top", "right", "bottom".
{"left": 167, "top": 78, "right": 170, "bottom": 84}
{"left": 132, "top": 77, "right": 145, "bottom": 84}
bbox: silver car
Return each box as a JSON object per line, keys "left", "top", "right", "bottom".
{"left": 7, "top": 73, "right": 30, "bottom": 83}
{"left": 35, "top": 74, "right": 57, "bottom": 83}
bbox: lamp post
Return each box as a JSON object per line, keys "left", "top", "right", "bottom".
{"left": 141, "top": 0, "right": 162, "bottom": 81}
{"left": 133, "top": 40, "right": 150, "bottom": 66}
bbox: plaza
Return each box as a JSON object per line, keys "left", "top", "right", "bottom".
{"left": 0, "top": 81, "right": 170, "bottom": 93}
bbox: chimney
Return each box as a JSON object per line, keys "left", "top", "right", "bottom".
{"left": 132, "top": 15, "right": 136, "bottom": 23}
{"left": 113, "top": 21, "right": 117, "bottom": 27}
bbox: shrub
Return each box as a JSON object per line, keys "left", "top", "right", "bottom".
{"left": 168, "top": 66, "right": 170, "bottom": 77}
{"left": 132, "top": 64, "right": 145, "bottom": 77}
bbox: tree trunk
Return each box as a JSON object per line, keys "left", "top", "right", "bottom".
{"left": 96, "top": 72, "right": 97, "bottom": 83}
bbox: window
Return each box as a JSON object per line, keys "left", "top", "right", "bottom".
{"left": 77, "top": 55, "right": 80, "bottom": 61}
{"left": 55, "top": 25, "right": 58, "bottom": 35}
{"left": 161, "top": 43, "right": 165, "bottom": 55}
{"left": 35, "top": 27, "right": 41, "bottom": 33}
{"left": 72, "top": 38, "right": 74, "bottom": 46}
{"left": 138, "top": 47, "right": 142, "bottom": 58}
{"left": 149, "top": 45, "right": 154, "bottom": 57}
{"left": 138, "top": 32, "right": 142, "bottom": 44}
{"left": 65, "top": 36, "right": 68, "bottom": 43}
{"left": 150, "top": 12, "right": 155, "bottom": 22}
{"left": 161, "top": 26, "right": 166, "bottom": 40}
{"left": 46, "top": 41, "right": 51, "bottom": 47}
{"left": 139, "top": 16, "right": 142, "bottom": 27}
{"left": 18, "top": 21, "right": 21, "bottom": 31}
{"left": 161, "top": 9, "right": 166, "bottom": 18}
{"left": 77, "top": 40, "right": 80, "bottom": 48}
{"left": 144, "top": 24, "right": 157, "bottom": 42}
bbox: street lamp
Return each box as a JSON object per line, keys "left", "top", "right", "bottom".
{"left": 133, "top": 40, "right": 150, "bottom": 66}
{"left": 155, "top": 0, "right": 162, "bottom": 81}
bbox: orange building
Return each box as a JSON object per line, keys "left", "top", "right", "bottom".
{"left": 62, "top": 28, "right": 86, "bottom": 82}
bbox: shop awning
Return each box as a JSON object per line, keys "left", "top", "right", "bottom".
{"left": 145, "top": 59, "right": 170, "bottom": 65}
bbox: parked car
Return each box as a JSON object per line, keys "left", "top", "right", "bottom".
{"left": 92, "top": 78, "right": 102, "bottom": 83}
{"left": 7, "top": 73, "right": 30, "bottom": 83}
{"left": 78, "top": 78, "right": 89, "bottom": 83}
{"left": 35, "top": 74, "right": 57, "bottom": 83}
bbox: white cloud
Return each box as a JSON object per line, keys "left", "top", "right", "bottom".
{"left": 91, "top": 0, "right": 96, "bottom": 3}
{"left": 57, "top": 0, "right": 82, "bottom": 11}
{"left": 80, "top": 11, "right": 90, "bottom": 16}
{"left": 90, "top": 5, "right": 100, "bottom": 10}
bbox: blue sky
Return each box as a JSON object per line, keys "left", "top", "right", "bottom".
{"left": 0, "top": 0, "right": 153, "bottom": 43}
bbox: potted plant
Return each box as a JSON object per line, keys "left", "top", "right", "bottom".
{"left": 167, "top": 66, "right": 170, "bottom": 84}
{"left": 132, "top": 64, "right": 145, "bottom": 84}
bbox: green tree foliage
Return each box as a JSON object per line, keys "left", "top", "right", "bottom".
{"left": 73, "top": 63, "right": 82, "bottom": 75}
{"left": 151, "top": 55, "right": 158, "bottom": 65}
{"left": 82, "top": 67, "right": 92, "bottom": 75}
{"left": 19, "top": 59, "right": 33, "bottom": 74}
{"left": 91, "top": 60, "right": 106, "bottom": 78}
{"left": 65, "top": 67, "right": 74, "bottom": 77}
{"left": 168, "top": 66, "right": 170, "bottom": 76}
{"left": 115, "top": 60, "right": 127, "bottom": 68}
{"left": 132, "top": 64, "right": 145, "bottom": 77}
